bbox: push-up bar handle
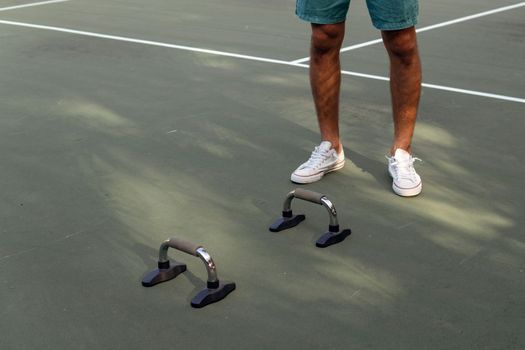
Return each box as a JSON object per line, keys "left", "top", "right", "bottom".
{"left": 293, "top": 188, "right": 325, "bottom": 204}
{"left": 282, "top": 189, "right": 338, "bottom": 228}
{"left": 159, "top": 238, "right": 202, "bottom": 262}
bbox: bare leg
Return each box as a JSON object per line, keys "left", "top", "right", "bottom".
{"left": 381, "top": 27, "right": 422, "bottom": 155}
{"left": 309, "top": 22, "right": 346, "bottom": 154}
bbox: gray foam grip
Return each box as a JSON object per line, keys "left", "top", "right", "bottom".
{"left": 167, "top": 238, "right": 202, "bottom": 256}
{"left": 293, "top": 188, "right": 325, "bottom": 204}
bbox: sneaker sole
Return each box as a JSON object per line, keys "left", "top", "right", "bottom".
{"left": 392, "top": 182, "right": 422, "bottom": 197}
{"left": 388, "top": 169, "right": 422, "bottom": 197}
{"left": 291, "top": 160, "right": 345, "bottom": 184}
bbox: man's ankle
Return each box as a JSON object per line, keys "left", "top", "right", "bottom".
{"left": 320, "top": 139, "right": 343, "bottom": 154}
{"left": 335, "top": 143, "right": 344, "bottom": 154}
{"left": 390, "top": 145, "right": 411, "bottom": 156}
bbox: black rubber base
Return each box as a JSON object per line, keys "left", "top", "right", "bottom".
{"left": 269, "top": 214, "right": 306, "bottom": 232}
{"left": 141, "top": 261, "right": 187, "bottom": 287}
{"left": 315, "top": 229, "right": 352, "bottom": 248}
{"left": 191, "top": 281, "right": 236, "bottom": 308}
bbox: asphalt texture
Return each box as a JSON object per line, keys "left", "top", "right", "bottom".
{"left": 1, "top": 0, "right": 524, "bottom": 349}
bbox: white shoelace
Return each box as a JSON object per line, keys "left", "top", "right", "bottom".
{"left": 387, "top": 155, "right": 421, "bottom": 181}
{"left": 303, "top": 146, "right": 331, "bottom": 169}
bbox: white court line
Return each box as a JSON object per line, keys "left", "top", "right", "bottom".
{"left": 291, "top": 1, "right": 525, "bottom": 64}
{"left": 0, "top": 0, "right": 69, "bottom": 12}
{"left": 296, "top": 64, "right": 525, "bottom": 103}
{"left": 0, "top": 19, "right": 310, "bottom": 66}
{"left": 0, "top": 19, "right": 523, "bottom": 104}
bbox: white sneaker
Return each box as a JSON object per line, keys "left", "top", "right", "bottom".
{"left": 291, "top": 141, "right": 345, "bottom": 184}
{"left": 387, "top": 148, "right": 422, "bottom": 197}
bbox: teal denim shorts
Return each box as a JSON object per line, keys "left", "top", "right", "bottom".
{"left": 296, "top": 0, "right": 418, "bottom": 30}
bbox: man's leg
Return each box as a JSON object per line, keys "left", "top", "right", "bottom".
{"left": 381, "top": 27, "right": 422, "bottom": 155}
{"left": 382, "top": 26, "right": 423, "bottom": 196}
{"left": 310, "top": 22, "right": 346, "bottom": 155}
{"left": 290, "top": 22, "right": 347, "bottom": 184}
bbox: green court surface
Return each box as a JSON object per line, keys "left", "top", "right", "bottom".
{"left": 0, "top": 0, "right": 524, "bottom": 349}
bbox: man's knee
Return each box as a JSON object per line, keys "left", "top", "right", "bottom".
{"left": 382, "top": 27, "right": 419, "bottom": 63}
{"left": 311, "top": 23, "right": 345, "bottom": 55}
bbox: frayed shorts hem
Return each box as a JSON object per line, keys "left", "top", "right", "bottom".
{"left": 296, "top": 11, "right": 347, "bottom": 25}
{"left": 372, "top": 18, "right": 418, "bottom": 31}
